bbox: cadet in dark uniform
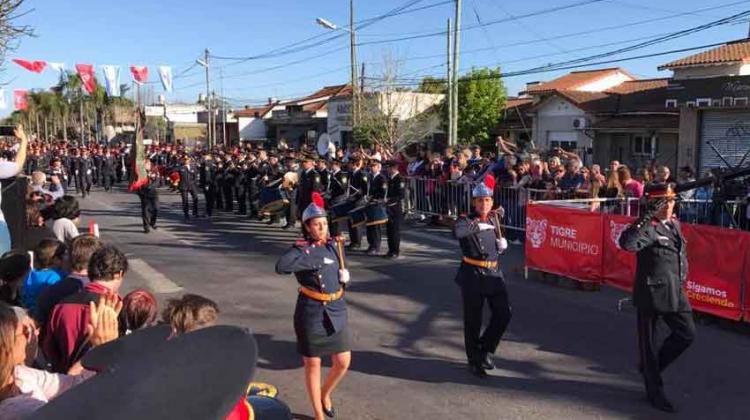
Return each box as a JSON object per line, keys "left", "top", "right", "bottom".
{"left": 101, "top": 149, "right": 116, "bottom": 192}
{"left": 453, "top": 174, "right": 511, "bottom": 378}
{"left": 347, "top": 157, "right": 369, "bottom": 250}
{"left": 366, "top": 160, "right": 387, "bottom": 255}
{"left": 92, "top": 148, "right": 103, "bottom": 187}
{"left": 199, "top": 154, "right": 217, "bottom": 217}
{"left": 275, "top": 193, "right": 352, "bottom": 420}
{"left": 296, "top": 155, "right": 323, "bottom": 231}
{"left": 76, "top": 149, "right": 93, "bottom": 198}
{"left": 619, "top": 183, "right": 694, "bottom": 413}
{"left": 178, "top": 157, "right": 200, "bottom": 220}
{"left": 328, "top": 159, "right": 349, "bottom": 237}
{"left": 384, "top": 160, "right": 405, "bottom": 259}
{"left": 222, "top": 160, "right": 237, "bottom": 213}
{"left": 136, "top": 161, "right": 160, "bottom": 233}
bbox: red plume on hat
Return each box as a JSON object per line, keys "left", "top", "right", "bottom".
{"left": 484, "top": 174, "right": 496, "bottom": 190}
{"left": 312, "top": 192, "right": 325, "bottom": 208}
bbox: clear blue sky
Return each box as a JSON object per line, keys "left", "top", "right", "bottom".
{"left": 3, "top": 0, "right": 749, "bottom": 115}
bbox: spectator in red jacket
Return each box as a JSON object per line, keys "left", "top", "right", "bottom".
{"left": 42, "top": 245, "right": 128, "bottom": 373}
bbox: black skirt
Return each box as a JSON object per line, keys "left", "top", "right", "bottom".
{"left": 294, "top": 314, "right": 351, "bottom": 357}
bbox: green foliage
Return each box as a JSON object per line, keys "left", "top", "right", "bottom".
{"left": 417, "top": 76, "right": 447, "bottom": 94}
{"left": 442, "top": 67, "right": 506, "bottom": 149}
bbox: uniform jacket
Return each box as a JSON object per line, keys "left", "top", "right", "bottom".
{"left": 387, "top": 172, "right": 405, "bottom": 206}
{"left": 297, "top": 168, "right": 323, "bottom": 210}
{"left": 369, "top": 172, "right": 388, "bottom": 201}
{"left": 275, "top": 239, "right": 348, "bottom": 335}
{"left": 453, "top": 213, "right": 506, "bottom": 294}
{"left": 619, "top": 217, "right": 691, "bottom": 313}
{"left": 329, "top": 170, "right": 349, "bottom": 203}
{"left": 350, "top": 168, "right": 369, "bottom": 203}
{"left": 178, "top": 165, "right": 198, "bottom": 191}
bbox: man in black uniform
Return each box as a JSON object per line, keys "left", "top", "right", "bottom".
{"left": 347, "top": 157, "right": 369, "bottom": 250}
{"left": 178, "top": 157, "right": 200, "bottom": 220}
{"left": 222, "top": 159, "right": 237, "bottom": 213}
{"left": 136, "top": 162, "right": 160, "bottom": 233}
{"left": 101, "top": 148, "right": 116, "bottom": 192}
{"left": 384, "top": 160, "right": 405, "bottom": 259}
{"left": 619, "top": 183, "right": 694, "bottom": 413}
{"left": 366, "top": 160, "right": 387, "bottom": 255}
{"left": 76, "top": 148, "right": 93, "bottom": 198}
{"left": 92, "top": 148, "right": 103, "bottom": 187}
{"left": 328, "top": 159, "right": 349, "bottom": 237}
{"left": 453, "top": 174, "right": 511, "bottom": 378}
{"left": 296, "top": 154, "right": 322, "bottom": 229}
{"left": 199, "top": 154, "right": 217, "bottom": 217}
{"left": 245, "top": 154, "right": 261, "bottom": 219}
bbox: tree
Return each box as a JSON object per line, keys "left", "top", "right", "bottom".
{"left": 444, "top": 67, "right": 506, "bottom": 149}
{"left": 354, "top": 54, "right": 443, "bottom": 154}
{"left": 0, "top": 0, "right": 33, "bottom": 67}
{"left": 417, "top": 76, "right": 447, "bottom": 94}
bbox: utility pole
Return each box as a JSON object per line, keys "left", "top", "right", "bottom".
{"left": 204, "top": 48, "right": 212, "bottom": 149}
{"left": 221, "top": 68, "right": 227, "bottom": 146}
{"left": 447, "top": 18, "right": 453, "bottom": 147}
{"left": 360, "top": 62, "right": 366, "bottom": 94}
{"left": 452, "top": 0, "right": 462, "bottom": 146}
{"left": 350, "top": 0, "right": 359, "bottom": 127}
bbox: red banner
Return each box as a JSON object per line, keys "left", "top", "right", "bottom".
{"left": 12, "top": 59, "right": 46, "bottom": 73}
{"left": 681, "top": 224, "right": 747, "bottom": 320}
{"left": 13, "top": 90, "right": 28, "bottom": 110}
{"left": 75, "top": 64, "right": 97, "bottom": 94}
{"left": 525, "top": 204, "right": 603, "bottom": 283}
{"left": 602, "top": 214, "right": 637, "bottom": 292}
{"left": 130, "top": 65, "right": 149, "bottom": 84}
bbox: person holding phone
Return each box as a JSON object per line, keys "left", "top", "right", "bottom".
{"left": 0, "top": 125, "right": 29, "bottom": 254}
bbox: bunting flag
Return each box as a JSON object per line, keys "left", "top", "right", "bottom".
{"left": 75, "top": 64, "right": 97, "bottom": 94}
{"left": 0, "top": 89, "right": 6, "bottom": 110}
{"left": 130, "top": 65, "right": 149, "bottom": 85}
{"left": 12, "top": 59, "right": 47, "bottom": 73}
{"left": 158, "top": 65, "right": 172, "bottom": 92}
{"left": 48, "top": 62, "right": 67, "bottom": 81}
{"left": 101, "top": 65, "right": 121, "bottom": 97}
{"left": 13, "top": 90, "right": 28, "bottom": 110}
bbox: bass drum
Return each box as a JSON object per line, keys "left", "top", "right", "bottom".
{"left": 365, "top": 202, "right": 389, "bottom": 226}
{"left": 246, "top": 396, "right": 292, "bottom": 420}
{"left": 330, "top": 200, "right": 355, "bottom": 223}
{"left": 259, "top": 187, "right": 288, "bottom": 215}
{"left": 348, "top": 205, "right": 367, "bottom": 228}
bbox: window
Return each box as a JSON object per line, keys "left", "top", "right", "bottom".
{"left": 723, "top": 97, "right": 733, "bottom": 106}
{"left": 696, "top": 98, "right": 712, "bottom": 107}
{"left": 665, "top": 99, "right": 677, "bottom": 108}
{"left": 550, "top": 140, "right": 577, "bottom": 151}
{"left": 632, "top": 135, "right": 656, "bottom": 157}
{"left": 712, "top": 99, "right": 722, "bottom": 107}
{"left": 734, "top": 97, "right": 748, "bottom": 106}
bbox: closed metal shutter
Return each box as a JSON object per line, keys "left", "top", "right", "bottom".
{"left": 700, "top": 110, "right": 750, "bottom": 174}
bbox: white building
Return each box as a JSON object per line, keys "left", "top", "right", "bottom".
{"left": 234, "top": 102, "right": 278, "bottom": 142}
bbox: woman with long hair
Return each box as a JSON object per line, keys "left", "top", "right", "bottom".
{"left": 276, "top": 193, "right": 351, "bottom": 420}
{"left": 51, "top": 196, "right": 81, "bottom": 244}
{"left": 0, "top": 295, "right": 120, "bottom": 418}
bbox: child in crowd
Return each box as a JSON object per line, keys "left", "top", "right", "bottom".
{"left": 22, "top": 240, "right": 67, "bottom": 311}
{"left": 162, "top": 294, "right": 219, "bottom": 335}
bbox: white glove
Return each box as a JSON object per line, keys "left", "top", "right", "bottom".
{"left": 496, "top": 238, "right": 508, "bottom": 253}
{"left": 339, "top": 269, "right": 350, "bottom": 284}
{"left": 477, "top": 223, "right": 494, "bottom": 231}
{"left": 323, "top": 257, "right": 335, "bottom": 265}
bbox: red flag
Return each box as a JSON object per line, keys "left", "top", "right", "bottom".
{"left": 75, "top": 64, "right": 97, "bottom": 94}
{"left": 12, "top": 59, "right": 47, "bottom": 73}
{"left": 13, "top": 90, "right": 28, "bottom": 110}
{"left": 130, "top": 65, "right": 149, "bottom": 85}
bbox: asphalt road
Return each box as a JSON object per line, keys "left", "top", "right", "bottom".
{"left": 75, "top": 185, "right": 750, "bottom": 420}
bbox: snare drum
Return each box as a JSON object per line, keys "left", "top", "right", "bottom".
{"left": 365, "top": 203, "right": 389, "bottom": 226}
{"left": 259, "top": 187, "right": 288, "bottom": 214}
{"left": 330, "top": 200, "right": 355, "bottom": 223}
{"left": 348, "top": 205, "right": 368, "bottom": 228}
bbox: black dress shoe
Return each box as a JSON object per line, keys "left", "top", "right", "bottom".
{"left": 150, "top": 225, "right": 158, "bottom": 231}
{"left": 365, "top": 249, "right": 379, "bottom": 256}
{"left": 648, "top": 391, "right": 676, "bottom": 413}
{"left": 468, "top": 363, "right": 488, "bottom": 379}
{"left": 480, "top": 352, "right": 495, "bottom": 370}
{"left": 322, "top": 400, "right": 335, "bottom": 418}
{"left": 143, "top": 227, "right": 150, "bottom": 234}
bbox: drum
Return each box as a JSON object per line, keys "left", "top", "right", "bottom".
{"left": 365, "top": 202, "right": 389, "bottom": 226}
{"left": 330, "top": 200, "right": 355, "bottom": 223}
{"left": 348, "top": 205, "right": 368, "bottom": 228}
{"left": 259, "top": 187, "right": 288, "bottom": 214}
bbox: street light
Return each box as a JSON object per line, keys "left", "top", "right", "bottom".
{"left": 316, "top": 1, "right": 359, "bottom": 130}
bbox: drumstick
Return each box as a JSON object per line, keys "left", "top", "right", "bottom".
{"left": 336, "top": 237, "right": 346, "bottom": 270}
{"left": 493, "top": 211, "right": 505, "bottom": 239}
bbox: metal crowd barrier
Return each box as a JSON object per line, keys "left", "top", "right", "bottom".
{"left": 404, "top": 176, "right": 747, "bottom": 231}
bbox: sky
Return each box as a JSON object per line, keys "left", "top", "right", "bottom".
{"left": 3, "top": 0, "right": 750, "bottom": 116}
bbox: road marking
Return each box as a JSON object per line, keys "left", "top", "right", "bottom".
{"left": 129, "top": 258, "right": 183, "bottom": 294}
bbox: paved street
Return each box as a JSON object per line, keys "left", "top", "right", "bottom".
{"left": 79, "top": 187, "right": 750, "bottom": 420}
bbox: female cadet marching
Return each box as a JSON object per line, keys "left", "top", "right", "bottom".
{"left": 453, "top": 174, "right": 511, "bottom": 378}
{"left": 276, "top": 192, "right": 352, "bottom": 420}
